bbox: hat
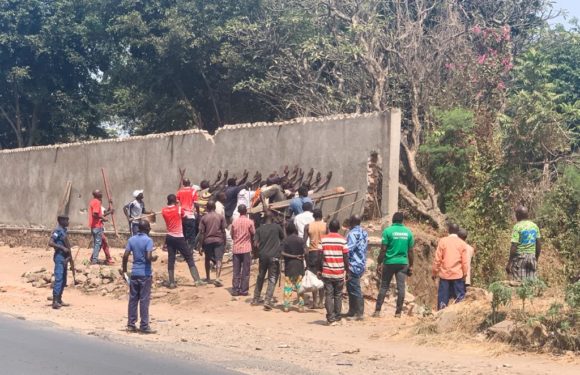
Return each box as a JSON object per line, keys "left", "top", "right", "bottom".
{"left": 133, "top": 189, "right": 144, "bottom": 198}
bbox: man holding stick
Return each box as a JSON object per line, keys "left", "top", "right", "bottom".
{"left": 88, "top": 190, "right": 114, "bottom": 265}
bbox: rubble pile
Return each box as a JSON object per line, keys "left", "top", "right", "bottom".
{"left": 22, "top": 264, "right": 126, "bottom": 297}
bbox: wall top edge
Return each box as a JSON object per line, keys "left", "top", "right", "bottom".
{"left": 0, "top": 111, "right": 398, "bottom": 155}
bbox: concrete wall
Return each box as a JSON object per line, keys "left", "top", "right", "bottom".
{"left": 0, "top": 111, "right": 401, "bottom": 233}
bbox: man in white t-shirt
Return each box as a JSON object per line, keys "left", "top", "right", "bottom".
{"left": 294, "top": 202, "right": 314, "bottom": 239}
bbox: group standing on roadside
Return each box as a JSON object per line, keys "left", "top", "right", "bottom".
{"left": 47, "top": 178, "right": 541, "bottom": 333}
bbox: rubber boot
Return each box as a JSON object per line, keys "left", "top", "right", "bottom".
{"left": 344, "top": 296, "right": 355, "bottom": 317}
{"left": 167, "top": 270, "right": 177, "bottom": 289}
{"left": 58, "top": 295, "right": 70, "bottom": 307}
{"left": 189, "top": 266, "right": 207, "bottom": 286}
{"left": 355, "top": 297, "right": 365, "bottom": 321}
{"left": 52, "top": 295, "right": 61, "bottom": 309}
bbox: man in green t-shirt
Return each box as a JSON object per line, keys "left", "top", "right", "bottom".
{"left": 373, "top": 212, "right": 414, "bottom": 318}
{"left": 507, "top": 206, "right": 541, "bottom": 281}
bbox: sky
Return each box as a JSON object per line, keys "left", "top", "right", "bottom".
{"left": 551, "top": 0, "right": 580, "bottom": 26}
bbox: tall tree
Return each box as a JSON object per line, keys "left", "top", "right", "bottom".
{"left": 0, "top": 0, "right": 111, "bottom": 148}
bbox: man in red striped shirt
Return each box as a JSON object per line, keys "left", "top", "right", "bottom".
{"left": 230, "top": 205, "right": 255, "bottom": 296}
{"left": 319, "top": 219, "right": 349, "bottom": 325}
{"left": 161, "top": 194, "right": 205, "bottom": 288}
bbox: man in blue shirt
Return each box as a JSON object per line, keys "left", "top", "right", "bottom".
{"left": 122, "top": 220, "right": 157, "bottom": 334}
{"left": 289, "top": 185, "right": 313, "bottom": 216}
{"left": 48, "top": 215, "right": 72, "bottom": 310}
{"left": 345, "top": 215, "right": 368, "bottom": 321}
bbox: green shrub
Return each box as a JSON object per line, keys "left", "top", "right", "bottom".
{"left": 565, "top": 281, "right": 580, "bottom": 309}
{"left": 489, "top": 281, "right": 512, "bottom": 323}
{"left": 516, "top": 278, "right": 547, "bottom": 312}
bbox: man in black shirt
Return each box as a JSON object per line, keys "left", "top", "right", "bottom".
{"left": 251, "top": 210, "right": 285, "bottom": 310}
{"left": 281, "top": 222, "right": 306, "bottom": 312}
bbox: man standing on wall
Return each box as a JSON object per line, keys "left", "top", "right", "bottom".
{"left": 88, "top": 190, "right": 114, "bottom": 265}
{"left": 161, "top": 194, "right": 205, "bottom": 289}
{"left": 123, "top": 190, "right": 147, "bottom": 236}
{"left": 198, "top": 200, "right": 227, "bottom": 287}
{"left": 230, "top": 205, "right": 255, "bottom": 296}
{"left": 252, "top": 209, "right": 285, "bottom": 310}
{"left": 345, "top": 215, "right": 368, "bottom": 321}
{"left": 122, "top": 220, "right": 157, "bottom": 334}
{"left": 432, "top": 223, "right": 468, "bottom": 310}
{"left": 177, "top": 178, "right": 198, "bottom": 250}
{"left": 319, "top": 219, "right": 349, "bottom": 326}
{"left": 48, "top": 215, "right": 71, "bottom": 309}
{"left": 224, "top": 174, "right": 248, "bottom": 225}
{"left": 374, "top": 212, "right": 414, "bottom": 318}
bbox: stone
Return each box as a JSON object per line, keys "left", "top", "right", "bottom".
{"left": 25, "top": 273, "right": 42, "bottom": 283}
{"left": 87, "top": 277, "right": 102, "bottom": 287}
{"left": 102, "top": 278, "right": 112, "bottom": 285}
{"left": 435, "top": 309, "right": 460, "bottom": 332}
{"left": 487, "top": 320, "right": 515, "bottom": 340}
{"left": 42, "top": 273, "right": 53, "bottom": 283}
{"left": 464, "top": 287, "right": 491, "bottom": 302}
{"left": 105, "top": 285, "right": 118, "bottom": 294}
{"left": 75, "top": 274, "right": 88, "bottom": 284}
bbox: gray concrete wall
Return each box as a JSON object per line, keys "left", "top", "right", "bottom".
{"left": 0, "top": 112, "right": 400, "bottom": 233}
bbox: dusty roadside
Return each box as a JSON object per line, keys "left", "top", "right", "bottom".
{"left": 0, "top": 245, "right": 578, "bottom": 375}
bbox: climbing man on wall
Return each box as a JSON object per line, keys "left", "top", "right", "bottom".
{"left": 177, "top": 178, "right": 198, "bottom": 250}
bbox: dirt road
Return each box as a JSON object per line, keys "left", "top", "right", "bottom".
{"left": 0, "top": 245, "right": 577, "bottom": 375}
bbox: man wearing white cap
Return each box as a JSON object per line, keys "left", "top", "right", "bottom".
{"left": 124, "top": 190, "right": 147, "bottom": 236}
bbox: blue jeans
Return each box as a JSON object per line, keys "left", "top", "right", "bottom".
{"left": 128, "top": 276, "right": 152, "bottom": 329}
{"left": 52, "top": 252, "right": 68, "bottom": 299}
{"left": 437, "top": 278, "right": 466, "bottom": 310}
{"left": 91, "top": 227, "right": 103, "bottom": 263}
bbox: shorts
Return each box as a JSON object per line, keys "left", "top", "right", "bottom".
{"left": 203, "top": 242, "right": 225, "bottom": 263}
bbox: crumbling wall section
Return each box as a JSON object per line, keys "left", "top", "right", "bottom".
{"left": 0, "top": 111, "right": 401, "bottom": 233}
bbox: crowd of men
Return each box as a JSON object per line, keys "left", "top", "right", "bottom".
{"left": 48, "top": 172, "right": 541, "bottom": 334}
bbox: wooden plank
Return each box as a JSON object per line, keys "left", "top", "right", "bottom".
{"left": 57, "top": 180, "right": 72, "bottom": 216}
{"left": 101, "top": 168, "right": 119, "bottom": 237}
{"left": 249, "top": 187, "right": 354, "bottom": 214}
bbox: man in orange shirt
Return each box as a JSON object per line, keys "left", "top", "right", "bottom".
{"left": 177, "top": 178, "right": 198, "bottom": 251}
{"left": 432, "top": 223, "right": 468, "bottom": 310}
{"left": 88, "top": 190, "right": 114, "bottom": 265}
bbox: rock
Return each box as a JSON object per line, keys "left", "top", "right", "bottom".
{"left": 75, "top": 274, "right": 88, "bottom": 284}
{"left": 31, "top": 267, "right": 47, "bottom": 274}
{"left": 102, "top": 278, "right": 112, "bottom": 285}
{"left": 87, "top": 277, "right": 102, "bottom": 287}
{"left": 104, "top": 285, "right": 118, "bottom": 294}
{"left": 31, "top": 281, "right": 41, "bottom": 288}
{"left": 436, "top": 309, "right": 460, "bottom": 332}
{"left": 487, "top": 320, "right": 515, "bottom": 340}
{"left": 42, "top": 273, "right": 53, "bottom": 283}
{"left": 25, "top": 273, "right": 42, "bottom": 283}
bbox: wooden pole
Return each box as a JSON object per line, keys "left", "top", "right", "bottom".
{"left": 101, "top": 168, "right": 119, "bottom": 237}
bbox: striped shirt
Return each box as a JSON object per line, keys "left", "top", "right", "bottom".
{"left": 231, "top": 215, "right": 255, "bottom": 254}
{"left": 321, "top": 233, "right": 349, "bottom": 279}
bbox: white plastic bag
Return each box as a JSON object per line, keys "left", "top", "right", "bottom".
{"left": 300, "top": 270, "right": 324, "bottom": 293}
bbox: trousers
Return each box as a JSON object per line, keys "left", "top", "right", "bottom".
{"left": 53, "top": 252, "right": 68, "bottom": 299}
{"left": 253, "top": 257, "right": 280, "bottom": 304}
{"left": 232, "top": 252, "right": 252, "bottom": 295}
{"left": 128, "top": 276, "right": 152, "bottom": 329}
{"left": 324, "top": 278, "right": 344, "bottom": 322}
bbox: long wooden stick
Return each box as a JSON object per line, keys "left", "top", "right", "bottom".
{"left": 178, "top": 168, "right": 186, "bottom": 189}
{"left": 101, "top": 168, "right": 119, "bottom": 237}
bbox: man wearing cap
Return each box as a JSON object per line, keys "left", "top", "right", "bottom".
{"left": 124, "top": 190, "right": 148, "bottom": 236}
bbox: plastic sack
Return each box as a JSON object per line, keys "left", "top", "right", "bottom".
{"left": 299, "top": 270, "right": 324, "bottom": 293}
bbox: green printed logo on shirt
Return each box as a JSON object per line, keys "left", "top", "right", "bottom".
{"left": 511, "top": 220, "right": 541, "bottom": 255}
{"left": 382, "top": 223, "right": 414, "bottom": 265}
